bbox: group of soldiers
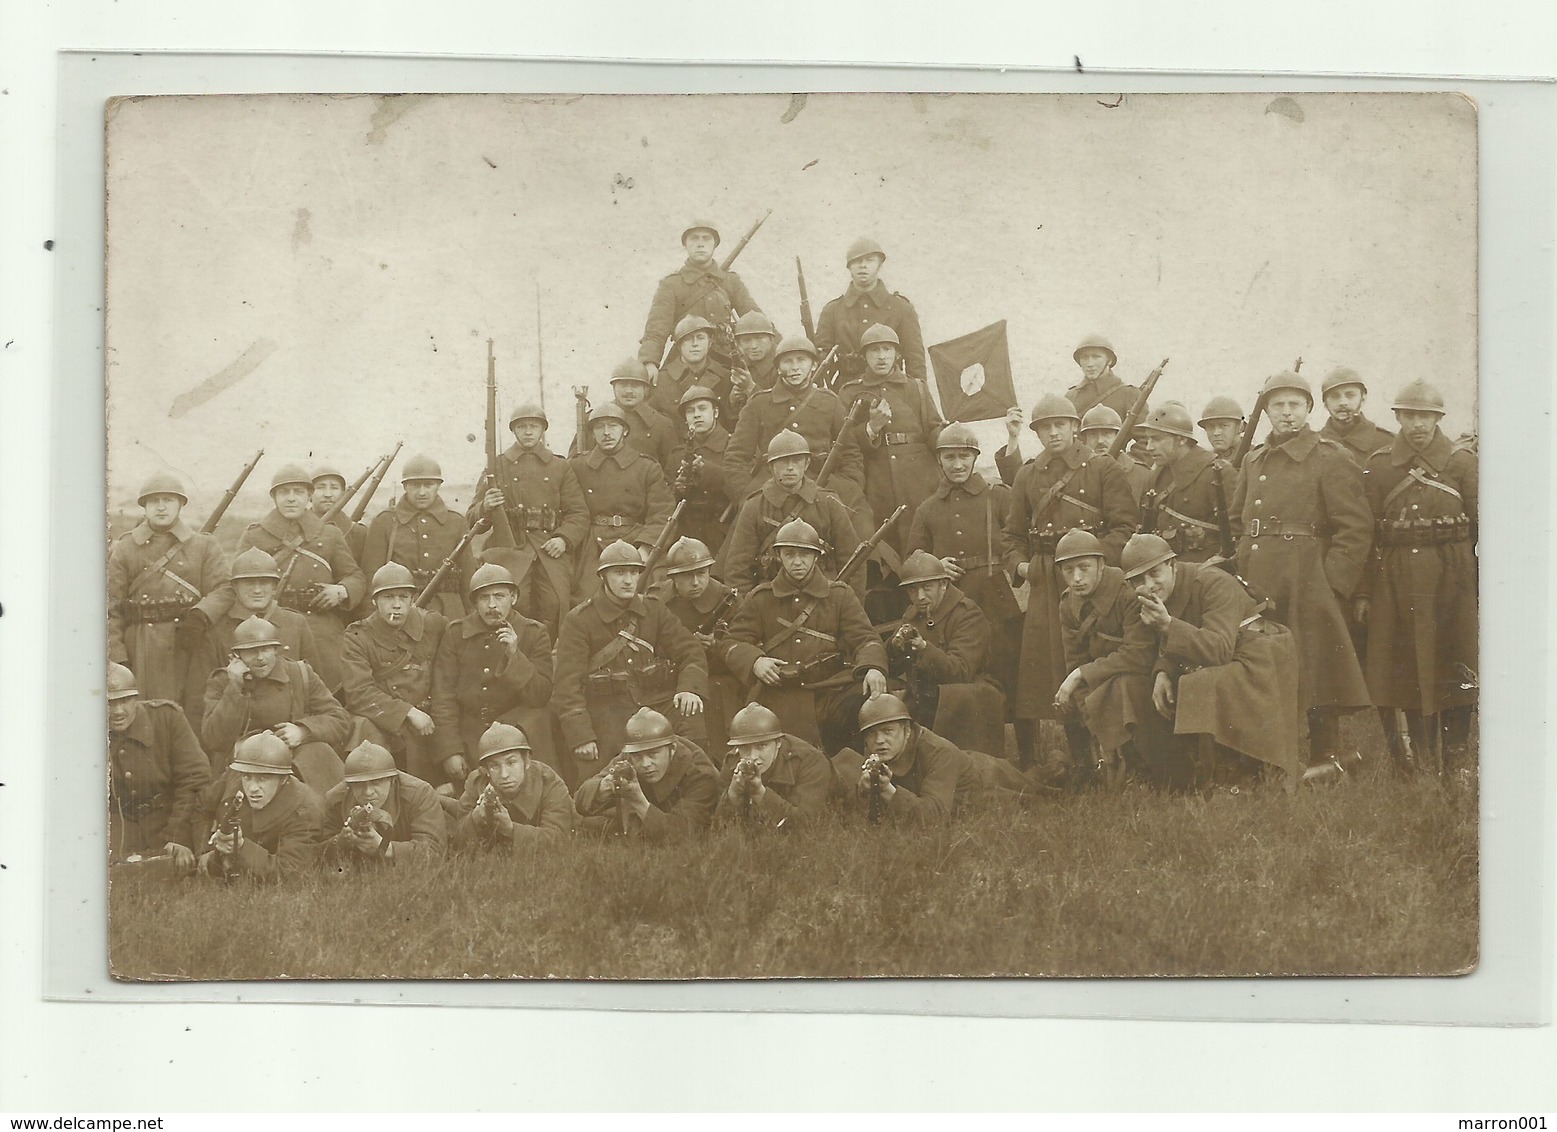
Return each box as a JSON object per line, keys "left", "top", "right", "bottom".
{"left": 108, "top": 219, "right": 1479, "bottom": 880}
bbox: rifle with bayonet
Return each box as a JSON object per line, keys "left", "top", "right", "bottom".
{"left": 796, "top": 256, "right": 816, "bottom": 343}
{"left": 415, "top": 516, "right": 490, "bottom": 608}
{"left": 347, "top": 441, "right": 402, "bottom": 524}
{"left": 483, "top": 339, "right": 518, "bottom": 549}
{"left": 200, "top": 448, "right": 264, "bottom": 535}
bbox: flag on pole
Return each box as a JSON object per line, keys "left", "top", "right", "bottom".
{"left": 928, "top": 320, "right": 1016, "bottom": 423}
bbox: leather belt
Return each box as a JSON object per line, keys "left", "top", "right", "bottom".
{"left": 1245, "top": 520, "right": 1319, "bottom": 539}
{"left": 884, "top": 433, "right": 926, "bottom": 446}
{"left": 592, "top": 515, "right": 632, "bottom": 527}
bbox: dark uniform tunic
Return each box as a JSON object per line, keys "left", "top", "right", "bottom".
{"left": 360, "top": 495, "right": 471, "bottom": 621}
{"left": 720, "top": 478, "right": 865, "bottom": 595}
{"left": 339, "top": 606, "right": 447, "bottom": 782}
{"left": 723, "top": 380, "right": 867, "bottom": 512}
{"left": 574, "top": 737, "right": 722, "bottom": 840}
{"left": 652, "top": 356, "right": 739, "bottom": 433}
{"left": 831, "top": 725, "right": 1032, "bottom": 825}
{"left": 714, "top": 733, "right": 839, "bottom": 828}
{"left": 1066, "top": 369, "right": 1140, "bottom": 421}
{"left": 815, "top": 281, "right": 928, "bottom": 383}
{"left": 429, "top": 609, "right": 555, "bottom": 782}
{"left": 321, "top": 510, "right": 369, "bottom": 571}
{"left": 1115, "top": 451, "right": 1155, "bottom": 504}
{"left": 201, "top": 658, "right": 351, "bottom": 792}
{"left": 1321, "top": 414, "right": 1395, "bottom": 467}
{"left": 665, "top": 577, "right": 741, "bottom": 752}
{"left": 567, "top": 446, "right": 675, "bottom": 598}
{"left": 891, "top": 584, "right": 1006, "bottom": 758}
{"left": 637, "top": 260, "right": 760, "bottom": 369}
{"left": 1359, "top": 429, "right": 1478, "bottom": 716}
{"left": 196, "top": 771, "right": 326, "bottom": 882}
{"left": 321, "top": 771, "right": 449, "bottom": 869}
{"left": 1002, "top": 442, "right": 1139, "bottom": 720}
{"left": 620, "top": 402, "right": 681, "bottom": 476}
{"left": 452, "top": 761, "right": 576, "bottom": 850}
{"left": 720, "top": 568, "right": 889, "bottom": 755}
{"left": 1231, "top": 426, "right": 1373, "bottom": 712}
{"left": 1142, "top": 446, "right": 1237, "bottom": 564}
{"left": 838, "top": 371, "right": 947, "bottom": 551}
{"left": 668, "top": 423, "right": 733, "bottom": 558}
{"left": 109, "top": 699, "right": 212, "bottom": 859}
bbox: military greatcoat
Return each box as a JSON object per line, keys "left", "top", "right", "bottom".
{"left": 201, "top": 658, "right": 351, "bottom": 791}
{"left": 668, "top": 423, "right": 733, "bottom": 557}
{"left": 109, "top": 699, "right": 212, "bottom": 859}
{"left": 723, "top": 380, "right": 866, "bottom": 510}
{"left": 360, "top": 495, "right": 471, "bottom": 621}
{"left": 831, "top": 725, "right": 1033, "bottom": 825}
{"left": 838, "top": 371, "right": 947, "bottom": 551}
{"left": 652, "top": 356, "right": 739, "bottom": 432}
{"left": 567, "top": 446, "right": 675, "bottom": 597}
{"left": 720, "top": 478, "right": 865, "bottom": 595}
{"left": 183, "top": 601, "right": 319, "bottom": 733}
{"left": 196, "top": 771, "right": 326, "bottom": 882}
{"left": 1321, "top": 414, "right": 1395, "bottom": 467}
{"left": 892, "top": 584, "right": 1005, "bottom": 758}
{"left": 1058, "top": 565, "right": 1151, "bottom": 757}
{"left": 1142, "top": 445, "right": 1237, "bottom": 564}
{"left": 1066, "top": 369, "right": 1141, "bottom": 421}
{"left": 637, "top": 260, "right": 760, "bottom": 368}
{"left": 339, "top": 605, "right": 447, "bottom": 781}
{"left": 474, "top": 444, "right": 590, "bottom": 628}
{"left": 815, "top": 281, "right": 928, "bottom": 382}
{"left": 429, "top": 608, "right": 555, "bottom": 777}
{"left": 574, "top": 737, "right": 723, "bottom": 840}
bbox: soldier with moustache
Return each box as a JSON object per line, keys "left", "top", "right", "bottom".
{"left": 360, "top": 455, "right": 470, "bottom": 622}
{"left": 1066, "top": 335, "right": 1143, "bottom": 421}
{"left": 595, "top": 361, "right": 679, "bottom": 475}
{"left": 107, "top": 662, "right": 210, "bottom": 872}
{"left": 310, "top": 464, "right": 369, "bottom": 564}
{"left": 453, "top": 722, "right": 576, "bottom": 850}
{"left": 1137, "top": 402, "right": 1238, "bottom": 565}
{"left": 428, "top": 562, "right": 556, "bottom": 792}
{"left": 1231, "top": 371, "right": 1374, "bottom": 768}
{"left": 195, "top": 732, "right": 326, "bottom": 882}
{"left": 573, "top": 707, "right": 722, "bottom": 840}
{"left": 568, "top": 401, "right": 675, "bottom": 599}
{"left": 815, "top": 237, "right": 929, "bottom": 383}
{"left": 339, "top": 564, "right": 448, "bottom": 783}
{"left": 473, "top": 401, "right": 589, "bottom": 639}
{"left": 652, "top": 315, "right": 741, "bottom": 431}
{"left": 715, "top": 702, "right": 839, "bottom": 828}
{"left": 109, "top": 471, "right": 230, "bottom": 707}
{"left": 1002, "top": 393, "right": 1139, "bottom": 775}
{"left": 667, "top": 386, "right": 733, "bottom": 557}
{"left": 1079, "top": 404, "right": 1154, "bottom": 503}
{"left": 1319, "top": 367, "right": 1395, "bottom": 466}
{"left": 1198, "top": 397, "right": 1247, "bottom": 467}
{"left": 320, "top": 740, "right": 448, "bottom": 870}
{"left": 886, "top": 550, "right": 1006, "bottom": 759}
{"left": 662, "top": 536, "right": 740, "bottom": 750}
{"left": 637, "top": 220, "right": 761, "bottom": 385}
{"left": 730, "top": 310, "right": 780, "bottom": 395}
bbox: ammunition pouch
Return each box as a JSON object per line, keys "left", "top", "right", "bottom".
{"left": 278, "top": 583, "right": 326, "bottom": 613}
{"left": 1158, "top": 524, "right": 1209, "bottom": 552}
{"left": 505, "top": 503, "right": 559, "bottom": 533}
{"left": 627, "top": 660, "right": 678, "bottom": 704}
{"left": 410, "top": 568, "right": 456, "bottom": 595}
{"left": 116, "top": 596, "right": 196, "bottom": 625}
{"left": 1027, "top": 523, "right": 1098, "bottom": 558}
{"left": 784, "top": 651, "right": 845, "bottom": 688}
{"left": 1376, "top": 515, "right": 1474, "bottom": 547}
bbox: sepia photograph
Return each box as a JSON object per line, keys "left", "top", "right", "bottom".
{"left": 103, "top": 90, "right": 1479, "bottom": 982}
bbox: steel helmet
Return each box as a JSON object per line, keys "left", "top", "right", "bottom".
{"left": 733, "top": 311, "right": 778, "bottom": 339}
{"left": 509, "top": 401, "right": 549, "bottom": 428}
{"left": 370, "top": 562, "right": 417, "bottom": 597}
{"left": 1321, "top": 366, "right": 1368, "bottom": 397}
{"left": 858, "top": 693, "right": 914, "bottom": 731}
{"left": 467, "top": 562, "right": 517, "bottom": 597}
{"left": 400, "top": 454, "right": 443, "bottom": 483}
{"left": 230, "top": 548, "right": 282, "bottom": 582}
{"left": 1053, "top": 529, "right": 1106, "bottom": 564}
{"left": 1139, "top": 402, "right": 1197, "bottom": 440}
{"left": 681, "top": 220, "right": 721, "bottom": 247}
{"left": 609, "top": 358, "right": 652, "bottom": 386}
{"left": 673, "top": 315, "right": 716, "bottom": 344}
{"left": 136, "top": 471, "right": 189, "bottom": 507}
{"left": 678, "top": 385, "right": 718, "bottom": 412}
{"left": 1072, "top": 335, "right": 1118, "bottom": 368}
{"left": 1391, "top": 379, "right": 1446, "bottom": 414}
{"left": 727, "top": 702, "right": 784, "bottom": 747}
{"left": 619, "top": 707, "right": 675, "bottom": 755}
{"left": 231, "top": 616, "right": 282, "bottom": 650}
{"left": 1121, "top": 532, "right": 1176, "bottom": 579}
{"left": 773, "top": 334, "right": 820, "bottom": 361}
{"left": 936, "top": 423, "right": 981, "bottom": 453}
{"left": 588, "top": 402, "right": 632, "bottom": 430}
{"left": 107, "top": 662, "right": 138, "bottom": 701}
{"left": 1079, "top": 404, "right": 1123, "bottom": 432}
{"left": 845, "top": 237, "right": 886, "bottom": 266}
{"left": 269, "top": 463, "right": 314, "bottom": 493}
{"left": 229, "top": 731, "right": 293, "bottom": 775}
{"left": 765, "top": 430, "right": 812, "bottom": 463}
{"left": 1198, "top": 396, "right": 1246, "bottom": 425}
{"left": 1260, "top": 371, "right": 1313, "bottom": 408}
{"left": 343, "top": 741, "right": 398, "bottom": 783}
{"left": 771, "top": 518, "right": 824, "bottom": 552}
{"left": 664, "top": 536, "right": 716, "bottom": 576}
{"left": 1028, "top": 393, "right": 1081, "bottom": 429}
{"left": 310, "top": 463, "right": 346, "bottom": 487}
{"left": 858, "top": 324, "right": 900, "bottom": 350}
{"left": 897, "top": 549, "right": 954, "bottom": 587}
{"left": 596, "top": 540, "right": 646, "bottom": 574}
{"left": 476, "top": 721, "right": 531, "bottom": 763}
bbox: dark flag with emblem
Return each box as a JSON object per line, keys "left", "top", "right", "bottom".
{"left": 928, "top": 320, "right": 1016, "bottom": 423}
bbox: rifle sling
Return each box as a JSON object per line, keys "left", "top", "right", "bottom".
{"left": 1380, "top": 464, "right": 1462, "bottom": 516}
{"left": 127, "top": 537, "right": 199, "bottom": 600}
{"left": 587, "top": 615, "right": 648, "bottom": 673}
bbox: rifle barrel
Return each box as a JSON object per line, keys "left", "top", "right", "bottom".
{"left": 719, "top": 209, "right": 772, "bottom": 272}
{"left": 200, "top": 447, "right": 264, "bottom": 535}
{"left": 348, "top": 441, "right": 402, "bottom": 523}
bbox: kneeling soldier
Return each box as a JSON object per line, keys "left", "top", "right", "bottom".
{"left": 322, "top": 740, "right": 448, "bottom": 868}
{"left": 196, "top": 731, "right": 326, "bottom": 882}
{"left": 574, "top": 707, "right": 721, "bottom": 839}
{"left": 454, "top": 722, "right": 575, "bottom": 850}
{"left": 108, "top": 662, "right": 211, "bottom": 871}
{"left": 360, "top": 454, "right": 471, "bottom": 621}
{"left": 716, "top": 702, "right": 838, "bottom": 828}
{"left": 888, "top": 550, "right": 1006, "bottom": 759}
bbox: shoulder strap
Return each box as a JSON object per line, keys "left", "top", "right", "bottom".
{"left": 586, "top": 615, "right": 646, "bottom": 672}
{"left": 127, "top": 535, "right": 196, "bottom": 598}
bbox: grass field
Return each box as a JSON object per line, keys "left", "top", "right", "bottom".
{"left": 109, "top": 718, "right": 1478, "bottom": 981}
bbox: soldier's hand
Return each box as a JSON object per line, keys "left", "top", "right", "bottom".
{"left": 1353, "top": 596, "right": 1369, "bottom": 625}
{"left": 197, "top": 850, "right": 217, "bottom": 876}
{"left": 406, "top": 707, "right": 435, "bottom": 737}
{"left": 482, "top": 487, "right": 507, "bottom": 513}
{"left": 674, "top": 691, "right": 704, "bottom": 717}
{"left": 211, "top": 829, "right": 241, "bottom": 856}
{"left": 1016, "top": 561, "right": 1031, "bottom": 581}
{"left": 1138, "top": 593, "right": 1172, "bottom": 631}
{"left": 752, "top": 657, "right": 785, "bottom": 687}
{"left": 310, "top": 583, "right": 349, "bottom": 611}
{"left": 1152, "top": 671, "right": 1176, "bottom": 719}
{"left": 273, "top": 722, "right": 307, "bottom": 749}
{"left": 174, "top": 608, "right": 209, "bottom": 647}
{"left": 644, "top": 362, "right": 659, "bottom": 382}
{"left": 620, "top": 776, "right": 651, "bottom": 816}
{"left": 862, "top": 668, "right": 888, "bottom": 699}
{"left": 471, "top": 797, "right": 497, "bottom": 832}
{"left": 575, "top": 741, "right": 600, "bottom": 762}
{"left": 1055, "top": 669, "right": 1085, "bottom": 711}
{"left": 542, "top": 536, "right": 568, "bottom": 559}
{"left": 442, "top": 754, "right": 469, "bottom": 785}
{"left": 495, "top": 623, "right": 519, "bottom": 657}
{"left": 164, "top": 842, "right": 196, "bottom": 872}
{"left": 226, "top": 655, "right": 251, "bottom": 687}
{"left": 694, "top": 631, "right": 715, "bottom": 649}
{"left": 491, "top": 802, "right": 514, "bottom": 835}
{"left": 867, "top": 399, "right": 893, "bottom": 434}
{"left": 1005, "top": 406, "right": 1025, "bottom": 444}
{"left": 939, "top": 556, "right": 965, "bottom": 580}
{"left": 348, "top": 826, "right": 383, "bottom": 855}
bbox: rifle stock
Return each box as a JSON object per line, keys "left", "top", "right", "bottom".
{"left": 415, "top": 517, "right": 489, "bottom": 608}
{"left": 836, "top": 505, "right": 908, "bottom": 587}
{"left": 1106, "top": 358, "right": 1169, "bottom": 460}
{"left": 347, "top": 441, "right": 402, "bottom": 523}
{"left": 201, "top": 448, "right": 264, "bottom": 535}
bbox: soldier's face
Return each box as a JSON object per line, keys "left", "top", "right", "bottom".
{"left": 236, "top": 644, "right": 279, "bottom": 679}
{"left": 630, "top": 741, "right": 675, "bottom": 784}
{"left": 403, "top": 479, "right": 440, "bottom": 511}
{"left": 235, "top": 577, "right": 279, "bottom": 613}
{"left": 1075, "top": 349, "right": 1111, "bottom": 381}
{"left": 679, "top": 331, "right": 711, "bottom": 366}
{"left": 1202, "top": 419, "right": 1242, "bottom": 455}
{"left": 483, "top": 752, "right": 528, "bottom": 798}
{"left": 683, "top": 230, "right": 717, "bottom": 264}
{"left": 738, "top": 334, "right": 773, "bottom": 364}
{"left": 849, "top": 253, "right": 884, "bottom": 291}
{"left": 670, "top": 567, "right": 710, "bottom": 600}
{"left": 273, "top": 484, "right": 313, "bottom": 520}
{"left": 906, "top": 578, "right": 948, "bottom": 614}
{"left": 863, "top": 719, "right": 910, "bottom": 762}
{"left": 1323, "top": 385, "right": 1365, "bottom": 424}
{"left": 241, "top": 772, "right": 286, "bottom": 810}
{"left": 777, "top": 352, "right": 813, "bottom": 386}
{"left": 1060, "top": 556, "right": 1103, "bottom": 597}
{"left": 601, "top": 567, "right": 641, "bottom": 601}
{"left": 142, "top": 492, "right": 184, "bottom": 531}
{"left": 733, "top": 737, "right": 781, "bottom": 775}
{"left": 1035, "top": 419, "right": 1077, "bottom": 452}
{"left": 682, "top": 400, "right": 715, "bottom": 435}
{"left": 1395, "top": 409, "right": 1442, "bottom": 448}
{"left": 511, "top": 419, "right": 546, "bottom": 449}
{"left": 778, "top": 547, "right": 819, "bottom": 583}
{"left": 1081, "top": 428, "right": 1118, "bottom": 457}
{"left": 1145, "top": 433, "right": 1191, "bottom": 464}
{"left": 864, "top": 343, "right": 898, "bottom": 377}
{"left": 592, "top": 419, "right": 628, "bottom": 451}
{"left": 311, "top": 478, "right": 345, "bottom": 513}
{"left": 350, "top": 777, "right": 393, "bottom": 808}
{"left": 374, "top": 590, "right": 413, "bottom": 626}
{"left": 610, "top": 381, "right": 646, "bottom": 409}
{"left": 1134, "top": 561, "right": 1177, "bottom": 603}
{"left": 476, "top": 586, "right": 516, "bottom": 626}
{"left": 107, "top": 694, "right": 139, "bottom": 733}
{"left": 938, "top": 448, "right": 976, "bottom": 483}
{"left": 770, "top": 453, "right": 808, "bottom": 491}
{"left": 1266, "top": 392, "right": 1311, "bottom": 436}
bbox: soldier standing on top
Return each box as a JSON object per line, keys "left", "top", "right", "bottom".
{"left": 1066, "top": 335, "right": 1143, "bottom": 420}
{"left": 310, "top": 464, "right": 369, "bottom": 564}
{"left": 108, "top": 471, "right": 230, "bottom": 707}
{"left": 815, "top": 237, "right": 928, "bottom": 383}
{"left": 567, "top": 402, "right": 675, "bottom": 599}
{"left": 1079, "top": 403, "right": 1153, "bottom": 503}
{"left": 1198, "top": 397, "right": 1247, "bottom": 466}
{"left": 603, "top": 360, "right": 679, "bottom": 474}
{"left": 360, "top": 455, "right": 471, "bottom": 622}
{"left": 1002, "top": 393, "right": 1139, "bottom": 776}
{"left": 1357, "top": 380, "right": 1478, "bottom": 776}
{"left": 473, "top": 401, "right": 589, "bottom": 638}
{"left": 731, "top": 310, "right": 781, "bottom": 395}
{"left": 637, "top": 220, "right": 761, "bottom": 383}
{"left": 1138, "top": 403, "right": 1237, "bottom": 565}
{"left": 108, "top": 662, "right": 210, "bottom": 871}
{"left": 667, "top": 386, "right": 733, "bottom": 558}
{"left": 1319, "top": 367, "right": 1394, "bottom": 466}
{"left": 651, "top": 315, "right": 741, "bottom": 431}
{"left": 1230, "top": 371, "right": 1374, "bottom": 769}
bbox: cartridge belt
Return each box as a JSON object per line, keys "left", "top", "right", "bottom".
{"left": 1244, "top": 520, "right": 1319, "bottom": 539}
{"left": 956, "top": 553, "right": 1003, "bottom": 571}
{"left": 1027, "top": 523, "right": 1099, "bottom": 556}
{"left": 883, "top": 433, "right": 927, "bottom": 447}
{"left": 116, "top": 598, "right": 195, "bottom": 625}
{"left": 278, "top": 583, "right": 326, "bottom": 612}
{"left": 1376, "top": 516, "right": 1474, "bottom": 547}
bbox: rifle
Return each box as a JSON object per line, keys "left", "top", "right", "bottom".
{"left": 604, "top": 758, "right": 638, "bottom": 835}
{"left": 696, "top": 588, "right": 739, "bottom": 640}
{"left": 200, "top": 448, "right": 264, "bottom": 535}
{"left": 415, "top": 516, "right": 490, "bottom": 608}
{"left": 1232, "top": 357, "right": 1300, "bottom": 468}
{"left": 1105, "top": 358, "right": 1169, "bottom": 460}
{"left": 796, "top": 256, "right": 816, "bottom": 343}
{"left": 473, "top": 782, "right": 503, "bottom": 834}
{"left": 206, "top": 789, "right": 246, "bottom": 879}
{"left": 276, "top": 455, "right": 382, "bottom": 593}
{"left": 1211, "top": 468, "right": 1236, "bottom": 560}
{"left": 347, "top": 441, "right": 402, "bottom": 524}
{"left": 640, "top": 500, "right": 687, "bottom": 577}
{"left": 731, "top": 753, "right": 763, "bottom": 821}
{"left": 837, "top": 505, "right": 907, "bottom": 586}
{"left": 485, "top": 339, "right": 518, "bottom": 548}
{"left": 862, "top": 753, "right": 889, "bottom": 825}
{"left": 344, "top": 803, "right": 383, "bottom": 838}
{"left": 812, "top": 344, "right": 842, "bottom": 389}
{"left": 574, "top": 385, "right": 593, "bottom": 454}
{"left": 720, "top": 209, "right": 772, "bottom": 272}
{"left": 673, "top": 450, "right": 706, "bottom": 499}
